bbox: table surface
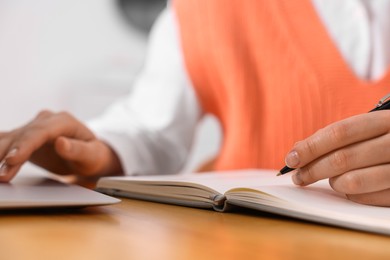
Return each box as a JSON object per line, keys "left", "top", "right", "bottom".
{"left": 1, "top": 196, "right": 390, "bottom": 260}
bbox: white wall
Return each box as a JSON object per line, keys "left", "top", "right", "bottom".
{"left": 0, "top": 0, "right": 146, "bottom": 126}
{"left": 0, "top": 0, "right": 220, "bottom": 173}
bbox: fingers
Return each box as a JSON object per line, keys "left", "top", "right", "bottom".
{"left": 292, "top": 133, "right": 390, "bottom": 185}
{"left": 54, "top": 137, "right": 102, "bottom": 174}
{"left": 54, "top": 137, "right": 119, "bottom": 177}
{"left": 284, "top": 111, "right": 390, "bottom": 206}
{"left": 329, "top": 164, "right": 390, "bottom": 195}
{"left": 0, "top": 110, "right": 97, "bottom": 181}
{"left": 31, "top": 110, "right": 95, "bottom": 141}
{"left": 0, "top": 110, "right": 121, "bottom": 181}
{"left": 0, "top": 163, "right": 22, "bottom": 183}
{"left": 0, "top": 138, "right": 12, "bottom": 161}
{"left": 285, "top": 111, "right": 390, "bottom": 169}
{"left": 9, "top": 112, "right": 93, "bottom": 163}
{"left": 346, "top": 189, "right": 390, "bottom": 207}
{"left": 5, "top": 111, "right": 95, "bottom": 161}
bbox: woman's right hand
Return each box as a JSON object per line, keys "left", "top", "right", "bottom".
{"left": 0, "top": 110, "right": 123, "bottom": 182}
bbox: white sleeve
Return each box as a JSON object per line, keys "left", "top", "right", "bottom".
{"left": 87, "top": 7, "right": 201, "bottom": 175}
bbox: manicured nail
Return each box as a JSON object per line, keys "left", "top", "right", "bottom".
{"left": 285, "top": 150, "right": 300, "bottom": 168}
{"left": 0, "top": 161, "right": 8, "bottom": 176}
{"left": 5, "top": 148, "right": 18, "bottom": 159}
{"left": 292, "top": 170, "right": 303, "bottom": 186}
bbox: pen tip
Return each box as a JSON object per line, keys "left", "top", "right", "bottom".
{"left": 276, "top": 172, "right": 282, "bottom": 176}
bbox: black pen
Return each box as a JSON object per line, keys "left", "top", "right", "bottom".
{"left": 277, "top": 93, "right": 390, "bottom": 176}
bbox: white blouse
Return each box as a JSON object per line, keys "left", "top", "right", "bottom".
{"left": 88, "top": 0, "right": 390, "bottom": 175}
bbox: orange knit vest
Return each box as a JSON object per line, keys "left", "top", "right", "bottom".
{"left": 174, "top": 0, "right": 390, "bottom": 170}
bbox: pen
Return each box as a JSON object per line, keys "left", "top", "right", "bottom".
{"left": 277, "top": 93, "right": 390, "bottom": 176}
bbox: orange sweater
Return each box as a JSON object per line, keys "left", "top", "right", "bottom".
{"left": 174, "top": 0, "right": 390, "bottom": 170}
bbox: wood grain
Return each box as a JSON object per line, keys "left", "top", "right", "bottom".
{"left": 1, "top": 198, "right": 390, "bottom": 260}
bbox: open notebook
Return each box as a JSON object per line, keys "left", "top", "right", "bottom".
{"left": 96, "top": 169, "right": 390, "bottom": 236}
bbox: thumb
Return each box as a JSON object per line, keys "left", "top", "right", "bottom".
{"left": 54, "top": 136, "right": 106, "bottom": 175}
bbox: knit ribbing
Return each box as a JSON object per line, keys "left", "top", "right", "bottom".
{"left": 174, "top": 0, "right": 390, "bottom": 170}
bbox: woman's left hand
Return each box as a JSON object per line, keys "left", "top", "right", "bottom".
{"left": 285, "top": 110, "right": 390, "bottom": 206}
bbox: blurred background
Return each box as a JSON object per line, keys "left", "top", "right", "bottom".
{"left": 0, "top": 0, "right": 220, "bottom": 173}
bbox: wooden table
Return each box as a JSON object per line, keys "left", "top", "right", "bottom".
{"left": 1, "top": 197, "right": 390, "bottom": 260}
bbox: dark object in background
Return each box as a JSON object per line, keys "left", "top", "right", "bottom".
{"left": 117, "top": 0, "right": 167, "bottom": 34}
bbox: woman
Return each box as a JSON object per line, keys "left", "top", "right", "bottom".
{"left": 1, "top": 0, "right": 390, "bottom": 206}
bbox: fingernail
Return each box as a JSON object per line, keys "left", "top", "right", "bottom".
{"left": 285, "top": 150, "right": 300, "bottom": 168}
{"left": 5, "top": 148, "right": 18, "bottom": 159}
{"left": 292, "top": 170, "right": 304, "bottom": 185}
{"left": 0, "top": 161, "right": 8, "bottom": 176}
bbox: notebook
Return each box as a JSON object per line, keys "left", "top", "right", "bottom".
{"left": 96, "top": 169, "right": 390, "bottom": 235}
{"left": 0, "top": 175, "right": 120, "bottom": 209}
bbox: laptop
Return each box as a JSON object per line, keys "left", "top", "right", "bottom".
{"left": 0, "top": 175, "right": 120, "bottom": 209}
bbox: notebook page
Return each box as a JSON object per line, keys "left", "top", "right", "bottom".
{"left": 155, "top": 170, "right": 390, "bottom": 223}
{"left": 101, "top": 169, "right": 284, "bottom": 195}
{"left": 257, "top": 181, "right": 390, "bottom": 221}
